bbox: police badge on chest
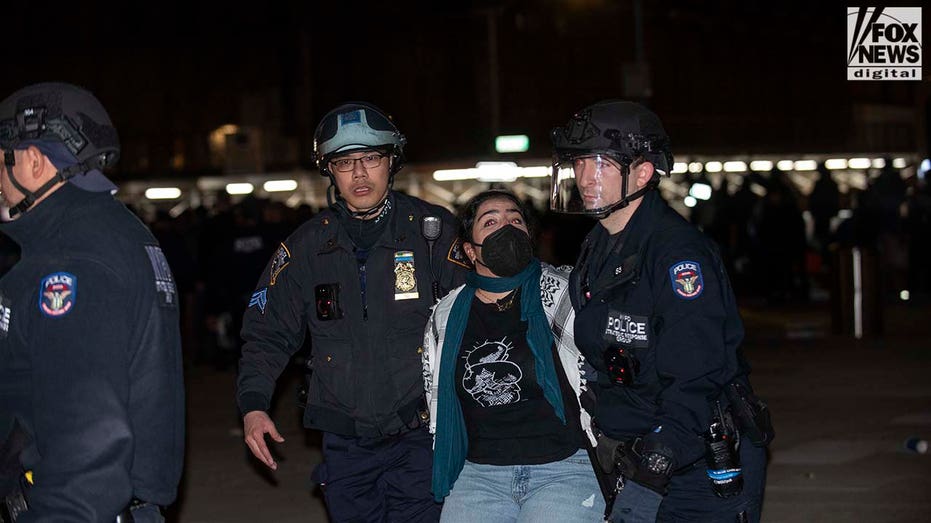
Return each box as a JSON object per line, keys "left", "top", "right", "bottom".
{"left": 394, "top": 251, "right": 419, "bottom": 300}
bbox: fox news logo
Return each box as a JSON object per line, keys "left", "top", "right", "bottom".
{"left": 847, "top": 7, "right": 921, "bottom": 80}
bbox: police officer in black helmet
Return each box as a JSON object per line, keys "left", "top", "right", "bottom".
{"left": 0, "top": 83, "right": 184, "bottom": 522}
{"left": 237, "top": 102, "right": 467, "bottom": 522}
{"left": 550, "top": 100, "right": 773, "bottom": 522}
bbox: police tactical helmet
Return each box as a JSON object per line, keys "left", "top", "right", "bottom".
{"left": 313, "top": 102, "right": 406, "bottom": 177}
{"left": 0, "top": 82, "right": 120, "bottom": 172}
{"left": 549, "top": 100, "right": 674, "bottom": 217}
{"left": 551, "top": 100, "right": 672, "bottom": 175}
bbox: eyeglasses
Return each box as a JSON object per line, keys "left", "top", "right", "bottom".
{"left": 329, "top": 153, "right": 387, "bottom": 173}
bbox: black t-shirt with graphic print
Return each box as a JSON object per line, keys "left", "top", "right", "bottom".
{"left": 454, "top": 294, "right": 581, "bottom": 465}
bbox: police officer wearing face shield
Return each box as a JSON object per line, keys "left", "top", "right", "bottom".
{"left": 0, "top": 83, "right": 184, "bottom": 522}
{"left": 236, "top": 102, "right": 468, "bottom": 522}
{"left": 550, "top": 100, "right": 773, "bottom": 522}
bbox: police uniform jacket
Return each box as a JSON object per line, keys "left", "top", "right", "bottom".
{"left": 0, "top": 183, "right": 185, "bottom": 520}
{"left": 570, "top": 189, "right": 753, "bottom": 469}
{"left": 237, "top": 192, "right": 467, "bottom": 438}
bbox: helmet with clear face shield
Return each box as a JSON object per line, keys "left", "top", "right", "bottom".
{"left": 550, "top": 100, "right": 673, "bottom": 217}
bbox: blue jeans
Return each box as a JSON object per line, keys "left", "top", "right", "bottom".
{"left": 440, "top": 449, "right": 605, "bottom": 523}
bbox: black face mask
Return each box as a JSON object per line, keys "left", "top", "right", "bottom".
{"left": 474, "top": 224, "right": 533, "bottom": 277}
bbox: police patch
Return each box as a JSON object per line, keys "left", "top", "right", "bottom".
{"left": 270, "top": 243, "right": 291, "bottom": 286}
{"left": 669, "top": 260, "right": 703, "bottom": 300}
{"left": 146, "top": 245, "right": 178, "bottom": 308}
{"left": 446, "top": 238, "right": 471, "bottom": 269}
{"left": 249, "top": 288, "right": 268, "bottom": 314}
{"left": 39, "top": 272, "right": 76, "bottom": 317}
{"left": 0, "top": 293, "right": 11, "bottom": 339}
{"left": 604, "top": 310, "right": 649, "bottom": 348}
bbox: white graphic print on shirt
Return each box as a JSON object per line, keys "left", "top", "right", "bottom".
{"left": 461, "top": 337, "right": 523, "bottom": 407}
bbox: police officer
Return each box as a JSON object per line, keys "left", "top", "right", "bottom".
{"left": 550, "top": 100, "right": 772, "bottom": 522}
{"left": 237, "top": 102, "right": 468, "bottom": 522}
{"left": 0, "top": 83, "right": 184, "bottom": 522}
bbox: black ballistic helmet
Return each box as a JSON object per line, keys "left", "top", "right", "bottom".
{"left": 550, "top": 100, "right": 673, "bottom": 216}
{"left": 0, "top": 82, "right": 120, "bottom": 216}
{"left": 0, "top": 82, "right": 120, "bottom": 174}
{"left": 551, "top": 100, "right": 672, "bottom": 175}
{"left": 312, "top": 101, "right": 406, "bottom": 179}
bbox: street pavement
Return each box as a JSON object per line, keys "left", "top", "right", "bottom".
{"left": 173, "top": 298, "right": 931, "bottom": 522}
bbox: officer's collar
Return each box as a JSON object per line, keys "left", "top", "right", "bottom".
{"left": 576, "top": 189, "right": 661, "bottom": 299}
{"left": 334, "top": 192, "right": 395, "bottom": 250}
{"left": 608, "top": 189, "right": 662, "bottom": 258}
{"left": 319, "top": 191, "right": 415, "bottom": 253}
{"left": 0, "top": 183, "right": 97, "bottom": 251}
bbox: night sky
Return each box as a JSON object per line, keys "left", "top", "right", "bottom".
{"left": 4, "top": 1, "right": 925, "bottom": 180}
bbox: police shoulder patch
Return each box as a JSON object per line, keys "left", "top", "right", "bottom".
{"left": 270, "top": 243, "right": 291, "bottom": 285}
{"left": 668, "top": 260, "right": 704, "bottom": 300}
{"left": 446, "top": 238, "right": 472, "bottom": 269}
{"left": 145, "top": 245, "right": 178, "bottom": 308}
{"left": 39, "top": 272, "right": 77, "bottom": 317}
{"left": 0, "top": 293, "right": 12, "bottom": 339}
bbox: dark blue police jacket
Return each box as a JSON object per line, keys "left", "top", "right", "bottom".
{"left": 570, "top": 189, "right": 753, "bottom": 469}
{"left": 237, "top": 191, "right": 468, "bottom": 439}
{"left": 0, "top": 183, "right": 185, "bottom": 520}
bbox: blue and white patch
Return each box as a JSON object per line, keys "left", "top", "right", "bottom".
{"left": 0, "top": 293, "right": 11, "bottom": 339}
{"left": 339, "top": 109, "right": 363, "bottom": 126}
{"left": 270, "top": 243, "right": 291, "bottom": 286}
{"left": 669, "top": 260, "right": 704, "bottom": 300}
{"left": 39, "top": 272, "right": 76, "bottom": 317}
{"left": 146, "top": 245, "right": 178, "bottom": 308}
{"left": 249, "top": 288, "right": 268, "bottom": 314}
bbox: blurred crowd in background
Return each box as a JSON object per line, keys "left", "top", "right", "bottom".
{"left": 2, "top": 161, "right": 928, "bottom": 369}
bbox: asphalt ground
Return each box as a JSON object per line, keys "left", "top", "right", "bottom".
{"left": 172, "top": 297, "right": 931, "bottom": 522}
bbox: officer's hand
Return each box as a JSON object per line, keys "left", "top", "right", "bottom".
{"left": 609, "top": 480, "right": 663, "bottom": 523}
{"left": 243, "top": 410, "right": 285, "bottom": 470}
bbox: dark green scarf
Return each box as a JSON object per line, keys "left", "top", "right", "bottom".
{"left": 431, "top": 259, "right": 566, "bottom": 501}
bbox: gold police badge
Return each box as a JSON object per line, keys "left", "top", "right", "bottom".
{"left": 394, "top": 251, "right": 419, "bottom": 300}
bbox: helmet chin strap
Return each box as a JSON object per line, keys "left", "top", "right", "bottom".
{"left": 326, "top": 181, "right": 391, "bottom": 220}
{"left": 591, "top": 172, "right": 657, "bottom": 220}
{"left": 4, "top": 152, "right": 92, "bottom": 218}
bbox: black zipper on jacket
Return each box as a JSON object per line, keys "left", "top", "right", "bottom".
{"left": 355, "top": 248, "right": 369, "bottom": 321}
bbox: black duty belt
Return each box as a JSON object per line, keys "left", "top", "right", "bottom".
{"left": 307, "top": 395, "right": 429, "bottom": 439}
